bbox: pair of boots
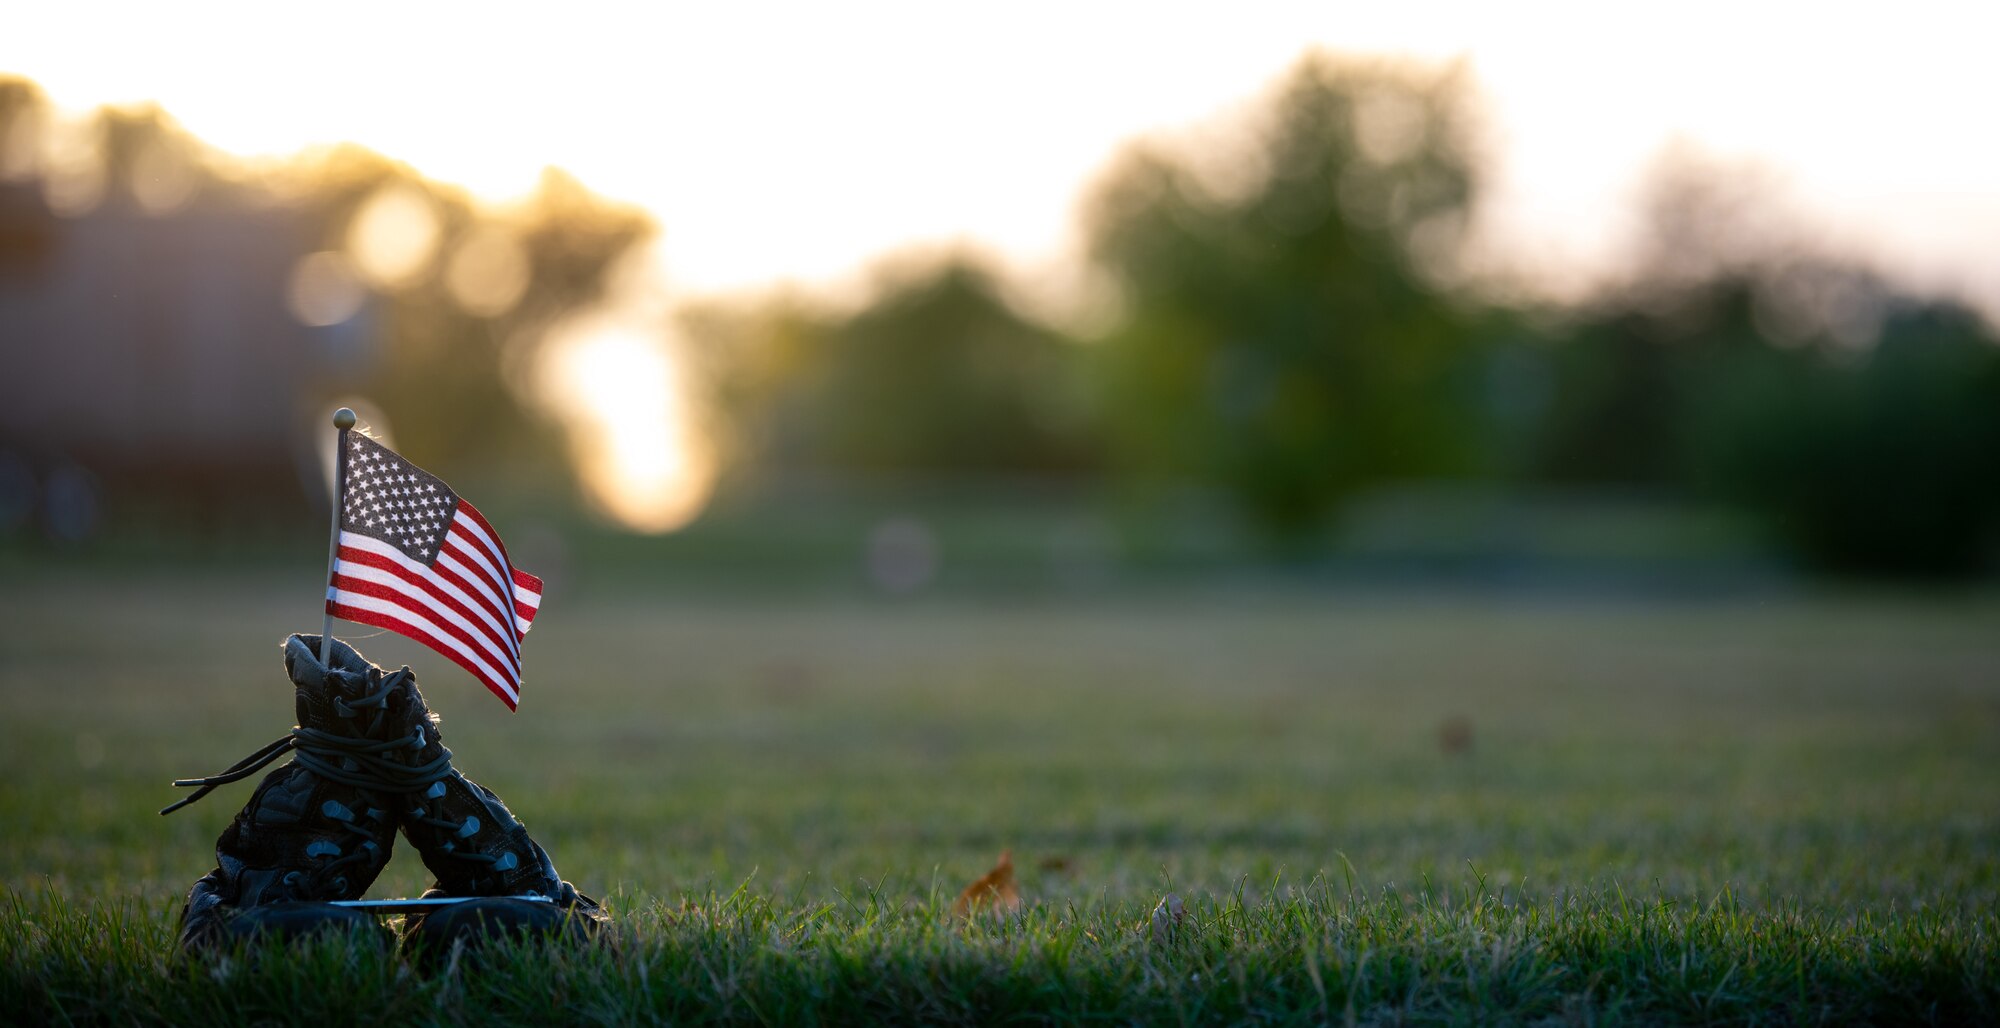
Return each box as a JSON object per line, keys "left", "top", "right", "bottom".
{"left": 166, "top": 634, "right": 604, "bottom": 953}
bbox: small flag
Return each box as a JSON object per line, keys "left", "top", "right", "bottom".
{"left": 325, "top": 433, "right": 542, "bottom": 709}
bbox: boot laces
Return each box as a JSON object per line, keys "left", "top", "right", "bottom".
{"left": 160, "top": 668, "right": 455, "bottom": 811}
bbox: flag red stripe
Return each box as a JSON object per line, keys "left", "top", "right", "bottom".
{"left": 454, "top": 506, "right": 539, "bottom": 635}
{"left": 326, "top": 572, "right": 521, "bottom": 705}
{"left": 326, "top": 590, "right": 519, "bottom": 705}
{"left": 438, "top": 513, "right": 520, "bottom": 648}
{"left": 428, "top": 537, "right": 523, "bottom": 661}
{"left": 332, "top": 541, "right": 520, "bottom": 672}
{"left": 449, "top": 505, "right": 517, "bottom": 606}
{"left": 329, "top": 567, "right": 519, "bottom": 681}
{"left": 434, "top": 543, "right": 516, "bottom": 653}
{"left": 326, "top": 599, "right": 519, "bottom": 709}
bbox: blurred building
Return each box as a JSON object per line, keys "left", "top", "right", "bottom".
{"left": 0, "top": 179, "right": 372, "bottom": 538}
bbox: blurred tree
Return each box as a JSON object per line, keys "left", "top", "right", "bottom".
{"left": 1542, "top": 154, "right": 2000, "bottom": 578}
{"left": 1534, "top": 280, "right": 1767, "bottom": 485}
{"left": 1532, "top": 154, "right": 1796, "bottom": 486}
{"left": 0, "top": 80, "right": 57, "bottom": 272}
{"left": 0, "top": 78, "right": 34, "bottom": 149}
{"left": 690, "top": 256, "right": 1096, "bottom": 482}
{"left": 1685, "top": 301, "right": 2000, "bottom": 578}
{"left": 677, "top": 287, "right": 823, "bottom": 482}
{"left": 1081, "top": 54, "right": 1487, "bottom": 542}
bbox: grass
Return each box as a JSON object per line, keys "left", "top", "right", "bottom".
{"left": 3, "top": 567, "right": 1998, "bottom": 1023}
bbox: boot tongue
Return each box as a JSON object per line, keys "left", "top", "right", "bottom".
{"left": 283, "top": 634, "right": 377, "bottom": 733}
{"left": 286, "top": 634, "right": 374, "bottom": 683}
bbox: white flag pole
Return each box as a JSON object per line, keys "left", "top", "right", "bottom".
{"left": 320, "top": 407, "right": 356, "bottom": 667}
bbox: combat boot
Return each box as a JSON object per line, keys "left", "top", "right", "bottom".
{"left": 371, "top": 664, "right": 607, "bottom": 945}
{"left": 165, "top": 635, "right": 417, "bottom": 952}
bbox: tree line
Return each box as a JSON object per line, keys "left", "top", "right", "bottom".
{"left": 683, "top": 55, "right": 2000, "bottom": 580}
{"left": 3, "top": 60, "right": 1996, "bottom": 578}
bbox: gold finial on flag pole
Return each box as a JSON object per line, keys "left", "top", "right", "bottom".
{"left": 320, "top": 408, "right": 356, "bottom": 666}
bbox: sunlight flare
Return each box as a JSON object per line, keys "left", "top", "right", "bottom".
{"left": 536, "top": 319, "right": 714, "bottom": 534}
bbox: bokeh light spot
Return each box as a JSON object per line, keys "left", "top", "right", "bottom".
{"left": 346, "top": 183, "right": 441, "bottom": 289}
{"left": 445, "top": 225, "right": 531, "bottom": 318}
{"left": 39, "top": 121, "right": 104, "bottom": 217}
{"left": 867, "top": 517, "right": 940, "bottom": 594}
{"left": 1352, "top": 87, "right": 1426, "bottom": 166}
{"left": 129, "top": 138, "right": 197, "bottom": 215}
{"left": 0, "top": 111, "right": 43, "bottom": 182}
{"left": 286, "top": 251, "right": 367, "bottom": 327}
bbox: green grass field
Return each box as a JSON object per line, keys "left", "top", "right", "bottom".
{"left": 3, "top": 569, "right": 1997, "bottom": 1023}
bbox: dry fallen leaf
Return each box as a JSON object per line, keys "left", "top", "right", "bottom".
{"left": 952, "top": 849, "right": 1022, "bottom": 918}
{"left": 1150, "top": 892, "right": 1185, "bottom": 945}
{"left": 1439, "top": 714, "right": 1474, "bottom": 756}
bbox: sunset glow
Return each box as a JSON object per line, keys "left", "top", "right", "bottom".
{"left": 12, "top": 3, "right": 2000, "bottom": 302}
{"left": 536, "top": 318, "right": 714, "bottom": 534}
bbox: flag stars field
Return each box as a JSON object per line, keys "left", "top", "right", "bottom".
{"left": 325, "top": 433, "right": 544, "bottom": 709}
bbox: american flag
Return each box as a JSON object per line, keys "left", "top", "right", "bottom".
{"left": 325, "top": 433, "right": 542, "bottom": 709}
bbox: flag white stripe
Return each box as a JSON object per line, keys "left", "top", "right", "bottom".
{"left": 509, "top": 574, "right": 540, "bottom": 634}
{"left": 330, "top": 590, "right": 519, "bottom": 704}
{"left": 339, "top": 533, "right": 520, "bottom": 661}
{"left": 433, "top": 542, "right": 522, "bottom": 659}
{"left": 333, "top": 560, "right": 519, "bottom": 677}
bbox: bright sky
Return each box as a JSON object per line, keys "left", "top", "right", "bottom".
{"left": 10, "top": 1, "right": 2000, "bottom": 309}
